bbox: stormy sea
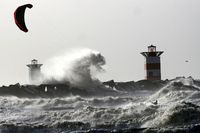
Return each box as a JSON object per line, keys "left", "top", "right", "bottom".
{"left": 1, "top": 77, "right": 200, "bottom": 133}
{"left": 0, "top": 49, "right": 200, "bottom": 133}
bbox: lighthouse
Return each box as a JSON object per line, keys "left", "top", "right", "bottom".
{"left": 141, "top": 45, "right": 163, "bottom": 80}
{"left": 27, "top": 59, "right": 43, "bottom": 84}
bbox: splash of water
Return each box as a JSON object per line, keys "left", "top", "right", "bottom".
{"left": 41, "top": 48, "right": 106, "bottom": 88}
{"left": 1, "top": 77, "right": 200, "bottom": 132}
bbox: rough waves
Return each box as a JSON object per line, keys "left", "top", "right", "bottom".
{"left": 0, "top": 77, "right": 200, "bottom": 132}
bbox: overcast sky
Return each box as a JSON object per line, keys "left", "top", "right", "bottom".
{"left": 0, "top": 0, "right": 200, "bottom": 85}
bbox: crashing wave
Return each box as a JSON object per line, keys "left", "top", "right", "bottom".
{"left": 0, "top": 77, "right": 200, "bottom": 132}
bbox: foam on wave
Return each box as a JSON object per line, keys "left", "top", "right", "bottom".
{"left": 0, "top": 77, "right": 200, "bottom": 132}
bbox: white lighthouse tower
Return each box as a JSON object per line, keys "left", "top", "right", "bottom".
{"left": 27, "top": 59, "right": 43, "bottom": 84}
{"left": 141, "top": 45, "right": 163, "bottom": 80}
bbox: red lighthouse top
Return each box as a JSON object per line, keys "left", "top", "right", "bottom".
{"left": 148, "top": 45, "right": 156, "bottom": 52}
{"left": 141, "top": 45, "right": 163, "bottom": 57}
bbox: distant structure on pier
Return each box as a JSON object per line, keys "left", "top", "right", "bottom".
{"left": 27, "top": 59, "right": 43, "bottom": 84}
{"left": 141, "top": 45, "right": 163, "bottom": 80}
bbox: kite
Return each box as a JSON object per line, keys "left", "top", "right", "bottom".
{"left": 14, "top": 4, "right": 33, "bottom": 32}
